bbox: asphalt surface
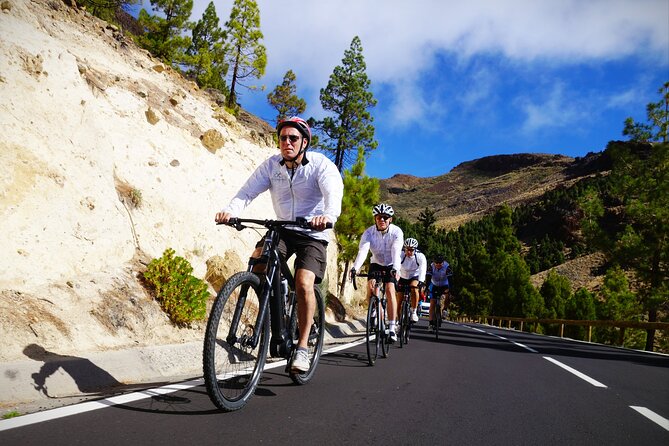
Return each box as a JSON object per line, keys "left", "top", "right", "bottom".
{"left": 0, "top": 315, "right": 367, "bottom": 416}
{"left": 1, "top": 320, "right": 668, "bottom": 445}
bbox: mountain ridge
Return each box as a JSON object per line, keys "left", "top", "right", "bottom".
{"left": 380, "top": 152, "right": 604, "bottom": 229}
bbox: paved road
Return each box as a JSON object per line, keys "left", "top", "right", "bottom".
{"left": 1, "top": 320, "right": 668, "bottom": 445}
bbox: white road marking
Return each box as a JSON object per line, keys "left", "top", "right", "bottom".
{"left": 511, "top": 341, "right": 538, "bottom": 353}
{"left": 463, "top": 324, "right": 537, "bottom": 352}
{"left": 543, "top": 356, "right": 608, "bottom": 388}
{"left": 630, "top": 406, "right": 669, "bottom": 431}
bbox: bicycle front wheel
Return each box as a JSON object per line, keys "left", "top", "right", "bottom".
{"left": 290, "top": 286, "right": 325, "bottom": 385}
{"left": 400, "top": 300, "right": 410, "bottom": 346}
{"left": 366, "top": 297, "right": 380, "bottom": 366}
{"left": 380, "top": 299, "right": 389, "bottom": 359}
{"left": 203, "top": 272, "right": 269, "bottom": 411}
{"left": 434, "top": 301, "right": 441, "bottom": 341}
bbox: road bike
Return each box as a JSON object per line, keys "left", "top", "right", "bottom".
{"left": 351, "top": 270, "right": 390, "bottom": 365}
{"left": 203, "top": 217, "right": 328, "bottom": 411}
{"left": 397, "top": 283, "right": 420, "bottom": 347}
{"left": 431, "top": 285, "right": 452, "bottom": 341}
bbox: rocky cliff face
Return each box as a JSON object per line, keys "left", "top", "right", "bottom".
{"left": 0, "top": 1, "right": 338, "bottom": 362}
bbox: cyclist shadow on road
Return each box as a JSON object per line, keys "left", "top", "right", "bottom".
{"left": 23, "top": 343, "right": 122, "bottom": 397}
{"left": 320, "top": 347, "right": 371, "bottom": 368}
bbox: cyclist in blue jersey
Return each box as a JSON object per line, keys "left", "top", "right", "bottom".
{"left": 425, "top": 254, "right": 452, "bottom": 332}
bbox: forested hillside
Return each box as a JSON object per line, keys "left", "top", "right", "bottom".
{"left": 391, "top": 140, "right": 668, "bottom": 352}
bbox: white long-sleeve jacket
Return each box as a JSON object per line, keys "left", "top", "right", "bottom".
{"left": 222, "top": 152, "right": 343, "bottom": 242}
{"left": 352, "top": 224, "right": 404, "bottom": 272}
{"left": 399, "top": 250, "right": 427, "bottom": 282}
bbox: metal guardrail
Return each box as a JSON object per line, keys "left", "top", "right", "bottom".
{"left": 453, "top": 315, "right": 669, "bottom": 350}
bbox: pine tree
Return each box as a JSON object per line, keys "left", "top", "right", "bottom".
{"left": 222, "top": 0, "right": 266, "bottom": 110}
{"left": 317, "top": 36, "right": 378, "bottom": 172}
{"left": 186, "top": 1, "right": 228, "bottom": 92}
{"left": 565, "top": 288, "right": 596, "bottom": 340}
{"left": 623, "top": 81, "right": 669, "bottom": 143}
{"left": 267, "top": 70, "right": 307, "bottom": 123}
{"left": 137, "top": 0, "right": 193, "bottom": 65}
{"left": 540, "top": 270, "right": 571, "bottom": 321}
{"left": 581, "top": 139, "right": 668, "bottom": 350}
{"left": 79, "top": 0, "right": 138, "bottom": 23}
{"left": 334, "top": 148, "right": 379, "bottom": 297}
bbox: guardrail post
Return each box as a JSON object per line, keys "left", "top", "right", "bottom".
{"left": 560, "top": 324, "right": 564, "bottom": 338}
{"left": 520, "top": 321, "right": 524, "bottom": 332}
{"left": 588, "top": 326, "right": 592, "bottom": 342}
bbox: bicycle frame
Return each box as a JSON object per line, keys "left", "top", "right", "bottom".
{"left": 224, "top": 219, "right": 300, "bottom": 359}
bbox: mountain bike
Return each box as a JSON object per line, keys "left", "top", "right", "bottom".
{"left": 351, "top": 270, "right": 390, "bottom": 365}
{"left": 203, "top": 217, "right": 328, "bottom": 411}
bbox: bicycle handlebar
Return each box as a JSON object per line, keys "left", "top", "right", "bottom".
{"left": 217, "top": 217, "right": 333, "bottom": 231}
{"left": 350, "top": 270, "right": 395, "bottom": 291}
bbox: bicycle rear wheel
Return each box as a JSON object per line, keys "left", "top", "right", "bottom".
{"left": 290, "top": 286, "right": 325, "bottom": 385}
{"left": 365, "top": 296, "right": 380, "bottom": 366}
{"left": 203, "top": 272, "right": 269, "bottom": 411}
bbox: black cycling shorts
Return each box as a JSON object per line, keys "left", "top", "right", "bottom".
{"left": 255, "top": 229, "right": 328, "bottom": 283}
{"left": 368, "top": 263, "right": 397, "bottom": 284}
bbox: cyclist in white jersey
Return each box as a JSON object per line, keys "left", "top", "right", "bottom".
{"left": 350, "top": 203, "right": 404, "bottom": 342}
{"left": 398, "top": 238, "right": 427, "bottom": 322}
{"left": 216, "top": 117, "right": 343, "bottom": 373}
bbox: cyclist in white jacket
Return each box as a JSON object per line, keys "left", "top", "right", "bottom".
{"left": 215, "top": 117, "right": 343, "bottom": 373}
{"left": 350, "top": 203, "right": 404, "bottom": 342}
{"left": 399, "top": 238, "right": 427, "bottom": 322}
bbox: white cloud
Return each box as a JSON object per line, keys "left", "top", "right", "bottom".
{"left": 517, "top": 82, "right": 590, "bottom": 133}
{"left": 192, "top": 0, "right": 668, "bottom": 125}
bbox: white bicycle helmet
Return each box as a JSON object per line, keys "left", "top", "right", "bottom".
{"left": 372, "top": 203, "right": 394, "bottom": 217}
{"left": 404, "top": 238, "right": 418, "bottom": 249}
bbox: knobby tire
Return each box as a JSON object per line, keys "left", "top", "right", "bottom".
{"left": 203, "top": 272, "right": 269, "bottom": 411}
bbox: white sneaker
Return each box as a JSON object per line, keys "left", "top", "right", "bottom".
{"left": 411, "top": 311, "right": 419, "bottom": 323}
{"left": 291, "top": 349, "right": 310, "bottom": 373}
{"left": 388, "top": 331, "right": 397, "bottom": 343}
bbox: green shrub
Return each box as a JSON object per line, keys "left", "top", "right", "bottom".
{"left": 2, "top": 410, "right": 20, "bottom": 419}
{"left": 129, "top": 188, "right": 143, "bottom": 208}
{"left": 143, "top": 248, "right": 209, "bottom": 326}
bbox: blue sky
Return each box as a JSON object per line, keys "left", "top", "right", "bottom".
{"left": 133, "top": 0, "right": 669, "bottom": 179}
